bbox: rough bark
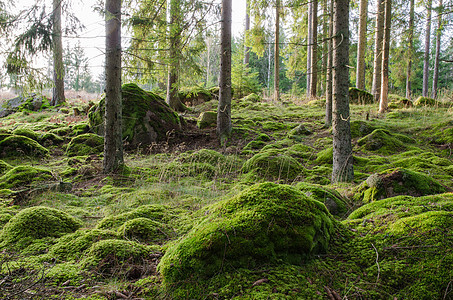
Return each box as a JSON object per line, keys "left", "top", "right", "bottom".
{"left": 274, "top": 0, "right": 280, "bottom": 101}
{"left": 51, "top": 0, "right": 65, "bottom": 106}
{"left": 371, "top": 0, "right": 384, "bottom": 102}
{"left": 103, "top": 0, "right": 124, "bottom": 173}
{"left": 325, "top": 0, "right": 333, "bottom": 127}
{"left": 422, "top": 0, "right": 432, "bottom": 97}
{"left": 332, "top": 0, "right": 353, "bottom": 183}
{"left": 309, "top": 0, "right": 318, "bottom": 98}
{"left": 406, "top": 0, "right": 414, "bottom": 99}
{"left": 379, "top": 0, "right": 391, "bottom": 113}
{"left": 306, "top": 1, "right": 313, "bottom": 97}
{"left": 432, "top": 0, "right": 442, "bottom": 99}
{"left": 244, "top": 0, "right": 250, "bottom": 66}
{"left": 356, "top": 0, "right": 368, "bottom": 90}
{"left": 217, "top": 0, "right": 232, "bottom": 145}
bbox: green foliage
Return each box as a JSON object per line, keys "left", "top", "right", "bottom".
{"left": 66, "top": 133, "right": 104, "bottom": 157}
{"left": 0, "top": 135, "right": 49, "bottom": 157}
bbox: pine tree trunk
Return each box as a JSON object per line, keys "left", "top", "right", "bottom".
{"left": 306, "top": 1, "right": 313, "bottom": 97}
{"left": 432, "top": 0, "right": 442, "bottom": 99}
{"left": 51, "top": 0, "right": 65, "bottom": 106}
{"left": 371, "top": 0, "right": 384, "bottom": 102}
{"left": 244, "top": 0, "right": 250, "bottom": 66}
{"left": 422, "top": 0, "right": 432, "bottom": 97}
{"left": 320, "top": 0, "right": 328, "bottom": 96}
{"left": 406, "top": 0, "right": 414, "bottom": 99}
{"left": 217, "top": 0, "right": 232, "bottom": 145}
{"left": 332, "top": 0, "right": 353, "bottom": 183}
{"left": 325, "top": 0, "right": 333, "bottom": 127}
{"left": 274, "top": 0, "right": 280, "bottom": 101}
{"left": 379, "top": 0, "right": 391, "bottom": 113}
{"left": 309, "top": 0, "right": 318, "bottom": 98}
{"left": 103, "top": 0, "right": 124, "bottom": 173}
{"left": 356, "top": 0, "right": 368, "bottom": 90}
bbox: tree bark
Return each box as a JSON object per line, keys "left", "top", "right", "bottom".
{"left": 309, "top": 0, "right": 318, "bottom": 98}
{"left": 371, "top": 0, "right": 384, "bottom": 102}
{"left": 306, "top": 1, "right": 313, "bottom": 97}
{"left": 332, "top": 0, "right": 353, "bottom": 183}
{"left": 406, "top": 0, "right": 414, "bottom": 99}
{"left": 274, "top": 0, "right": 280, "bottom": 101}
{"left": 432, "top": 0, "right": 442, "bottom": 99}
{"left": 244, "top": 0, "right": 250, "bottom": 66}
{"left": 356, "top": 0, "right": 368, "bottom": 90}
{"left": 103, "top": 0, "right": 124, "bottom": 173}
{"left": 422, "top": 0, "right": 432, "bottom": 97}
{"left": 217, "top": 0, "right": 232, "bottom": 145}
{"left": 379, "top": 0, "right": 391, "bottom": 113}
{"left": 325, "top": 0, "right": 333, "bottom": 127}
{"left": 51, "top": 0, "right": 65, "bottom": 106}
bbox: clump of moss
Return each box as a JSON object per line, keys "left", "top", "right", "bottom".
{"left": 0, "top": 135, "right": 49, "bottom": 157}
{"left": 315, "top": 147, "right": 333, "bottom": 164}
{"left": 158, "top": 182, "right": 335, "bottom": 286}
{"left": 349, "top": 87, "right": 373, "bottom": 104}
{"left": 357, "top": 129, "right": 414, "bottom": 154}
{"left": 66, "top": 133, "right": 104, "bottom": 157}
{"left": 39, "top": 132, "right": 64, "bottom": 146}
{"left": 287, "top": 124, "right": 312, "bottom": 142}
{"left": 11, "top": 128, "right": 41, "bottom": 141}
{"left": 0, "top": 165, "right": 52, "bottom": 189}
{"left": 295, "top": 182, "right": 348, "bottom": 216}
{"left": 241, "top": 93, "right": 261, "bottom": 103}
{"left": 179, "top": 86, "right": 212, "bottom": 106}
{"left": 388, "top": 94, "right": 413, "bottom": 109}
{"left": 0, "top": 160, "right": 12, "bottom": 175}
{"left": 354, "top": 168, "right": 447, "bottom": 203}
{"left": 197, "top": 111, "right": 217, "bottom": 129}
{"left": 413, "top": 96, "right": 439, "bottom": 107}
{"left": 350, "top": 120, "right": 378, "bottom": 138}
{"left": 118, "top": 218, "right": 171, "bottom": 243}
{"left": 0, "top": 206, "right": 82, "bottom": 250}
{"left": 71, "top": 123, "right": 90, "bottom": 136}
{"left": 242, "top": 150, "right": 306, "bottom": 181}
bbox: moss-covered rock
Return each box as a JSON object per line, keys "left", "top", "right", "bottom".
{"left": 295, "top": 182, "right": 348, "bottom": 216}
{"left": 66, "top": 133, "right": 104, "bottom": 157}
{"left": 354, "top": 168, "right": 447, "bottom": 203}
{"left": 349, "top": 87, "right": 373, "bottom": 104}
{"left": 388, "top": 94, "right": 413, "bottom": 109}
{"left": 357, "top": 129, "right": 414, "bottom": 154}
{"left": 118, "top": 218, "right": 171, "bottom": 243}
{"left": 287, "top": 124, "right": 312, "bottom": 141}
{"left": 0, "top": 135, "right": 49, "bottom": 157}
{"left": 242, "top": 150, "right": 306, "bottom": 181}
{"left": 197, "top": 111, "right": 217, "bottom": 129}
{"left": 315, "top": 147, "right": 333, "bottom": 164}
{"left": 241, "top": 93, "right": 261, "bottom": 103}
{"left": 11, "top": 128, "right": 40, "bottom": 141}
{"left": 179, "top": 86, "right": 212, "bottom": 106}
{"left": 350, "top": 120, "right": 378, "bottom": 138}
{"left": 39, "top": 132, "right": 64, "bottom": 146}
{"left": 0, "top": 165, "right": 52, "bottom": 189}
{"left": 88, "top": 83, "right": 185, "bottom": 147}
{"left": 413, "top": 96, "right": 439, "bottom": 107}
{"left": 158, "top": 182, "right": 335, "bottom": 285}
{"left": 0, "top": 206, "right": 82, "bottom": 250}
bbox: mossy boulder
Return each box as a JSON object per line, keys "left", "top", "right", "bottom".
{"left": 11, "top": 128, "right": 40, "bottom": 141}
{"left": 357, "top": 129, "right": 414, "bottom": 154}
{"left": 241, "top": 93, "right": 261, "bottom": 103}
{"left": 354, "top": 168, "right": 447, "bottom": 203}
{"left": 39, "top": 132, "right": 64, "bottom": 146}
{"left": 0, "top": 94, "right": 49, "bottom": 118}
{"left": 0, "top": 135, "right": 49, "bottom": 157}
{"left": 287, "top": 124, "right": 312, "bottom": 141}
{"left": 0, "top": 206, "right": 82, "bottom": 250}
{"left": 158, "top": 182, "right": 335, "bottom": 285}
{"left": 118, "top": 218, "right": 171, "bottom": 243}
{"left": 315, "top": 147, "right": 333, "bottom": 164}
{"left": 88, "top": 83, "right": 185, "bottom": 147}
{"left": 66, "top": 133, "right": 104, "bottom": 157}
{"left": 349, "top": 87, "right": 373, "bottom": 104}
{"left": 350, "top": 120, "right": 378, "bottom": 138}
{"left": 388, "top": 94, "right": 413, "bottom": 109}
{"left": 197, "top": 111, "right": 217, "bottom": 129}
{"left": 0, "top": 165, "right": 52, "bottom": 189}
{"left": 413, "top": 96, "right": 439, "bottom": 107}
{"left": 295, "top": 182, "right": 347, "bottom": 216}
{"left": 242, "top": 150, "right": 306, "bottom": 181}
{"left": 179, "top": 86, "right": 212, "bottom": 106}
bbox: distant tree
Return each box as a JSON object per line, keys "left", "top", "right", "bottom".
{"left": 356, "top": 0, "right": 368, "bottom": 90}
{"left": 325, "top": 0, "right": 333, "bottom": 127}
{"left": 432, "top": 0, "right": 443, "bottom": 99}
{"left": 371, "top": 0, "right": 384, "bottom": 102}
{"left": 63, "top": 43, "right": 93, "bottom": 91}
{"left": 51, "top": 0, "right": 65, "bottom": 106}
{"left": 422, "top": 0, "right": 433, "bottom": 97}
{"left": 244, "top": 0, "right": 251, "bottom": 66}
{"left": 103, "top": 0, "right": 124, "bottom": 173}
{"left": 274, "top": 0, "right": 281, "bottom": 101}
{"left": 379, "top": 0, "right": 391, "bottom": 113}
{"left": 309, "top": 0, "right": 318, "bottom": 99}
{"left": 405, "top": 0, "right": 415, "bottom": 99}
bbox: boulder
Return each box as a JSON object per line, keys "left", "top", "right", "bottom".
{"left": 197, "top": 111, "right": 217, "bottom": 129}
{"left": 349, "top": 87, "right": 374, "bottom": 105}
{"left": 0, "top": 94, "right": 49, "bottom": 118}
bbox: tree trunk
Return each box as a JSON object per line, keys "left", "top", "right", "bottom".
{"left": 274, "top": 0, "right": 280, "bottom": 101}
{"left": 51, "top": 0, "right": 65, "bottom": 106}
{"left": 103, "top": 0, "right": 124, "bottom": 173}
{"left": 422, "top": 0, "right": 432, "bottom": 97}
{"left": 332, "top": 0, "right": 353, "bottom": 183}
{"left": 306, "top": 1, "right": 313, "bottom": 97}
{"left": 356, "top": 0, "right": 368, "bottom": 90}
{"left": 371, "top": 0, "right": 384, "bottom": 102}
{"left": 406, "top": 0, "right": 414, "bottom": 99}
{"left": 379, "top": 0, "right": 391, "bottom": 113}
{"left": 432, "top": 0, "right": 442, "bottom": 99}
{"left": 309, "top": 0, "right": 318, "bottom": 98}
{"left": 325, "top": 0, "right": 333, "bottom": 127}
{"left": 320, "top": 0, "right": 328, "bottom": 96}
{"left": 217, "top": 0, "right": 232, "bottom": 145}
{"left": 244, "top": 0, "right": 250, "bottom": 66}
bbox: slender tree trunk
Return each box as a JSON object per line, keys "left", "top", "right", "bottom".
{"left": 325, "top": 0, "right": 333, "bottom": 127}
{"left": 320, "top": 0, "right": 328, "bottom": 96}
{"left": 356, "top": 0, "right": 368, "bottom": 90}
{"left": 217, "top": 0, "right": 232, "bottom": 145}
{"left": 51, "top": 0, "right": 65, "bottom": 106}
{"left": 371, "top": 0, "right": 384, "bottom": 102}
{"left": 310, "top": 0, "right": 318, "bottom": 98}
{"left": 422, "top": 0, "right": 432, "bottom": 97}
{"left": 103, "top": 0, "right": 124, "bottom": 173}
{"left": 432, "top": 0, "right": 443, "bottom": 99}
{"left": 406, "top": 0, "right": 414, "bottom": 99}
{"left": 307, "top": 1, "right": 313, "bottom": 97}
{"left": 206, "top": 37, "right": 211, "bottom": 86}
{"left": 379, "top": 0, "right": 391, "bottom": 113}
{"left": 274, "top": 0, "right": 280, "bottom": 101}
{"left": 244, "top": 0, "right": 250, "bottom": 66}
{"left": 332, "top": 0, "right": 353, "bottom": 183}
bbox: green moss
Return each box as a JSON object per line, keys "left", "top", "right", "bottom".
{"left": 349, "top": 87, "right": 373, "bottom": 104}
{"left": 11, "top": 128, "right": 40, "bottom": 141}
{"left": 39, "top": 132, "right": 64, "bottom": 146}
{"left": 0, "top": 165, "right": 52, "bottom": 189}
{"left": 350, "top": 120, "right": 378, "bottom": 138}
{"left": 287, "top": 124, "right": 312, "bottom": 142}
{"left": 71, "top": 123, "right": 90, "bottom": 136}
{"left": 388, "top": 94, "right": 413, "bottom": 109}
{"left": 158, "top": 182, "right": 335, "bottom": 286}
{"left": 118, "top": 217, "right": 172, "bottom": 243}
{"left": 197, "top": 111, "right": 217, "bottom": 129}
{"left": 357, "top": 129, "right": 414, "bottom": 154}
{"left": 354, "top": 168, "right": 447, "bottom": 203}
{"left": 413, "top": 96, "right": 439, "bottom": 107}
{"left": 315, "top": 147, "right": 333, "bottom": 164}
{"left": 241, "top": 93, "right": 261, "bottom": 103}
{"left": 66, "top": 133, "right": 104, "bottom": 157}
{"left": 295, "top": 182, "right": 347, "bottom": 216}
{"left": 242, "top": 150, "right": 306, "bottom": 181}
{"left": 0, "top": 135, "right": 49, "bottom": 157}
{"left": 0, "top": 206, "right": 82, "bottom": 250}
{"left": 178, "top": 149, "right": 226, "bottom": 166}
{"left": 243, "top": 140, "right": 267, "bottom": 151}
{"left": 0, "top": 160, "right": 12, "bottom": 175}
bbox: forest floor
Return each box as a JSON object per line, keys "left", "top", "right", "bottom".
{"left": 0, "top": 89, "right": 452, "bottom": 299}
